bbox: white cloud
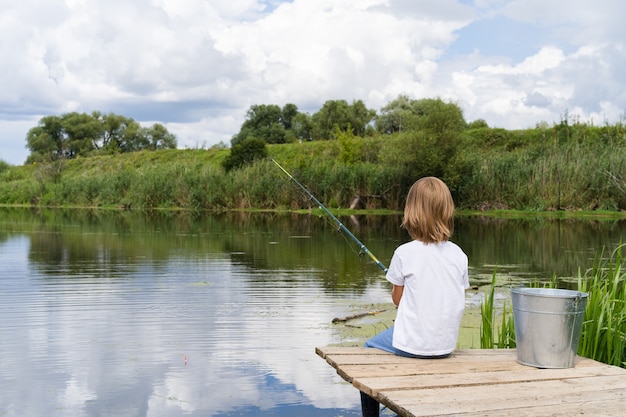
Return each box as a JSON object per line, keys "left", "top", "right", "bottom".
{"left": 1, "top": 0, "right": 625, "bottom": 165}
{"left": 476, "top": 46, "right": 565, "bottom": 75}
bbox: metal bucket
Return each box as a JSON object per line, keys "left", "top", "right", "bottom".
{"left": 511, "top": 287, "right": 588, "bottom": 368}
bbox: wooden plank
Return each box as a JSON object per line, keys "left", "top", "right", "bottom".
{"left": 352, "top": 363, "right": 625, "bottom": 392}
{"left": 393, "top": 386, "right": 626, "bottom": 416}
{"left": 321, "top": 352, "right": 520, "bottom": 368}
{"left": 446, "top": 397, "right": 626, "bottom": 417}
{"left": 383, "top": 374, "right": 626, "bottom": 403}
{"left": 317, "top": 347, "right": 517, "bottom": 359}
{"left": 379, "top": 376, "right": 626, "bottom": 416}
{"left": 336, "top": 356, "right": 601, "bottom": 378}
{"left": 317, "top": 347, "right": 518, "bottom": 360}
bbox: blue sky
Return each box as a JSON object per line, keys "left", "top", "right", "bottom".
{"left": 1, "top": 0, "right": 625, "bottom": 165}
{"left": 450, "top": 16, "right": 548, "bottom": 59}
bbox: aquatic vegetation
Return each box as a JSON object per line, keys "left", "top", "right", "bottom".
{"left": 480, "top": 245, "right": 626, "bottom": 368}
{"left": 578, "top": 244, "right": 626, "bottom": 368}
{"left": 479, "top": 272, "right": 515, "bottom": 349}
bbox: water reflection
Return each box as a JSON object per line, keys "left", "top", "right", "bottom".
{"left": 0, "top": 208, "right": 624, "bottom": 416}
{"left": 456, "top": 216, "right": 626, "bottom": 286}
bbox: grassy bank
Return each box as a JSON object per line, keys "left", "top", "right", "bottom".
{"left": 1, "top": 122, "right": 626, "bottom": 213}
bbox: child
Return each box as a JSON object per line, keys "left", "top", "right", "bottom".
{"left": 360, "top": 177, "right": 469, "bottom": 417}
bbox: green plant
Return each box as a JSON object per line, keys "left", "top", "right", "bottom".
{"left": 497, "top": 301, "right": 516, "bottom": 349}
{"left": 578, "top": 244, "right": 626, "bottom": 368}
{"left": 479, "top": 249, "right": 625, "bottom": 369}
{"left": 479, "top": 273, "right": 496, "bottom": 349}
{"left": 479, "top": 272, "right": 517, "bottom": 349}
{"left": 0, "top": 159, "right": 9, "bottom": 174}
{"left": 222, "top": 138, "right": 268, "bottom": 172}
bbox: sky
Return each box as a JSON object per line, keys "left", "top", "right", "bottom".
{"left": 1, "top": 0, "right": 625, "bottom": 165}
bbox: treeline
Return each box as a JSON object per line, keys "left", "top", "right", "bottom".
{"left": 228, "top": 96, "right": 464, "bottom": 145}
{"left": 222, "top": 96, "right": 465, "bottom": 171}
{"left": 1, "top": 97, "right": 625, "bottom": 212}
{"left": 14, "top": 95, "right": 465, "bottom": 167}
{"left": 24, "top": 111, "right": 177, "bottom": 163}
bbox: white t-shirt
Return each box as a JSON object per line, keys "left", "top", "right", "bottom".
{"left": 386, "top": 239, "right": 469, "bottom": 356}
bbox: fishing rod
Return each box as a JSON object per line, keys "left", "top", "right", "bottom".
{"left": 272, "top": 159, "right": 388, "bottom": 273}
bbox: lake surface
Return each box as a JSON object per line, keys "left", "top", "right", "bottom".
{"left": 0, "top": 208, "right": 624, "bottom": 416}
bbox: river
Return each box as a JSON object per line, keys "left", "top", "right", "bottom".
{"left": 0, "top": 208, "right": 624, "bottom": 416}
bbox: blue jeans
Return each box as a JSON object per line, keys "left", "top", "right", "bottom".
{"left": 364, "top": 326, "right": 451, "bottom": 358}
{"left": 364, "top": 326, "right": 422, "bottom": 358}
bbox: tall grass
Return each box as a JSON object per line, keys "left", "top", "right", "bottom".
{"left": 458, "top": 139, "right": 626, "bottom": 210}
{"left": 578, "top": 244, "right": 626, "bottom": 367}
{"left": 480, "top": 246, "right": 626, "bottom": 368}
{"left": 480, "top": 272, "right": 516, "bottom": 349}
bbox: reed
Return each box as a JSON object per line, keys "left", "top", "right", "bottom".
{"left": 458, "top": 139, "right": 626, "bottom": 211}
{"left": 479, "top": 273, "right": 495, "bottom": 348}
{"left": 479, "top": 246, "right": 625, "bottom": 368}
{"left": 497, "top": 301, "right": 516, "bottom": 349}
{"left": 577, "top": 244, "right": 626, "bottom": 367}
{"left": 479, "top": 272, "right": 516, "bottom": 349}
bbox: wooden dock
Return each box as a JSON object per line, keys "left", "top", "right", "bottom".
{"left": 316, "top": 346, "right": 626, "bottom": 416}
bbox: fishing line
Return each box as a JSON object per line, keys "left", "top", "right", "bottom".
{"left": 319, "top": 212, "right": 365, "bottom": 259}
{"left": 272, "top": 159, "right": 388, "bottom": 273}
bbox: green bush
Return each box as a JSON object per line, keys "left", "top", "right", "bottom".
{"left": 222, "top": 138, "right": 268, "bottom": 172}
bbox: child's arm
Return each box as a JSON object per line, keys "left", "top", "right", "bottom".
{"left": 391, "top": 285, "right": 404, "bottom": 306}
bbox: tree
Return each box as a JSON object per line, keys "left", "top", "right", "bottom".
{"left": 232, "top": 104, "right": 288, "bottom": 145}
{"left": 25, "top": 111, "right": 177, "bottom": 161}
{"left": 231, "top": 103, "right": 307, "bottom": 145}
{"left": 61, "top": 112, "right": 100, "bottom": 157}
{"left": 376, "top": 96, "right": 466, "bottom": 135}
{"left": 94, "top": 113, "right": 140, "bottom": 152}
{"left": 313, "top": 100, "right": 350, "bottom": 140}
{"left": 291, "top": 112, "right": 314, "bottom": 141}
{"left": 468, "top": 119, "right": 489, "bottom": 129}
{"left": 141, "top": 123, "right": 177, "bottom": 150}
{"left": 26, "top": 116, "right": 66, "bottom": 162}
{"left": 412, "top": 98, "right": 466, "bottom": 135}
{"left": 117, "top": 120, "right": 145, "bottom": 152}
{"left": 280, "top": 103, "right": 299, "bottom": 130}
{"left": 222, "top": 138, "right": 268, "bottom": 171}
{"left": 376, "top": 94, "right": 414, "bottom": 134}
{"left": 311, "top": 99, "right": 376, "bottom": 140}
{"left": 415, "top": 98, "right": 466, "bottom": 163}
{"left": 375, "top": 97, "right": 467, "bottom": 185}
{"left": 348, "top": 99, "right": 377, "bottom": 136}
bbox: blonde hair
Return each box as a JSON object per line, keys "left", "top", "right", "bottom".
{"left": 401, "top": 177, "right": 455, "bottom": 244}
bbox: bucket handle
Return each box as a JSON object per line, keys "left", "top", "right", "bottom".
{"left": 573, "top": 293, "right": 583, "bottom": 308}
